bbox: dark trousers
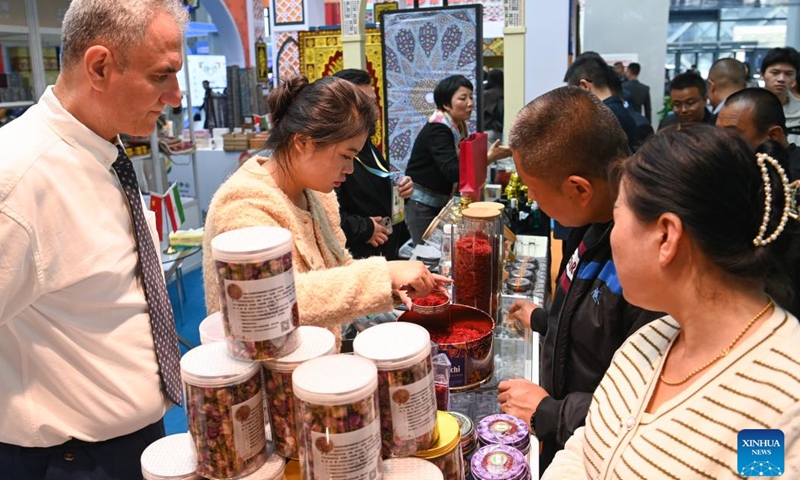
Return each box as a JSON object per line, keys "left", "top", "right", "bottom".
{"left": 0, "top": 420, "right": 165, "bottom": 480}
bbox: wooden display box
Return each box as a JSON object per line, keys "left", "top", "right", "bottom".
{"left": 222, "top": 133, "right": 254, "bottom": 152}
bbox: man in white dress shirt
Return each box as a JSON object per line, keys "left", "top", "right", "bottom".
{"left": 0, "top": 0, "right": 188, "bottom": 478}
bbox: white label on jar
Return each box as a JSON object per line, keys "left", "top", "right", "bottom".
{"left": 310, "top": 418, "right": 381, "bottom": 480}
{"left": 233, "top": 390, "right": 267, "bottom": 462}
{"left": 388, "top": 371, "right": 437, "bottom": 440}
{"left": 224, "top": 271, "right": 297, "bottom": 341}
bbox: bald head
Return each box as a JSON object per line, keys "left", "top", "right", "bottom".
{"left": 508, "top": 86, "right": 629, "bottom": 184}
{"left": 708, "top": 58, "right": 747, "bottom": 108}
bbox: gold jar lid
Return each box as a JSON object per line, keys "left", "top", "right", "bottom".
{"left": 413, "top": 411, "right": 461, "bottom": 460}
{"left": 284, "top": 460, "right": 301, "bottom": 479}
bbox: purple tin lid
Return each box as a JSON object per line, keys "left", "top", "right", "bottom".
{"left": 476, "top": 414, "right": 530, "bottom": 451}
{"left": 470, "top": 444, "right": 529, "bottom": 480}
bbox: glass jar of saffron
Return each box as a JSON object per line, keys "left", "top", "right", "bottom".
{"left": 454, "top": 209, "right": 501, "bottom": 319}
{"left": 413, "top": 411, "right": 465, "bottom": 480}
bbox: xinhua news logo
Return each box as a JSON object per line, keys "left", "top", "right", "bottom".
{"left": 738, "top": 429, "right": 784, "bottom": 476}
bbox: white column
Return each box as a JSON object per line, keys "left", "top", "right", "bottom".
{"left": 23, "top": 0, "right": 46, "bottom": 100}
{"left": 341, "top": 0, "right": 366, "bottom": 70}
{"left": 583, "top": 0, "right": 670, "bottom": 123}
{"left": 787, "top": 3, "right": 800, "bottom": 50}
{"left": 524, "top": 0, "right": 570, "bottom": 103}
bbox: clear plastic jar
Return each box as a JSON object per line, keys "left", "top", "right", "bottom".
{"left": 413, "top": 411, "right": 465, "bottom": 480}
{"left": 262, "top": 326, "right": 336, "bottom": 459}
{"left": 199, "top": 311, "right": 225, "bottom": 345}
{"left": 210, "top": 226, "right": 301, "bottom": 361}
{"left": 476, "top": 414, "right": 531, "bottom": 456}
{"left": 140, "top": 433, "right": 201, "bottom": 480}
{"left": 383, "top": 458, "right": 445, "bottom": 479}
{"left": 181, "top": 343, "right": 267, "bottom": 479}
{"left": 470, "top": 444, "right": 530, "bottom": 480}
{"left": 293, "top": 354, "right": 382, "bottom": 480}
{"left": 237, "top": 451, "right": 286, "bottom": 480}
{"left": 455, "top": 209, "right": 501, "bottom": 319}
{"left": 354, "top": 322, "right": 439, "bottom": 457}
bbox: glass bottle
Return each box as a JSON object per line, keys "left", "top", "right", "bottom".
{"left": 454, "top": 208, "right": 501, "bottom": 319}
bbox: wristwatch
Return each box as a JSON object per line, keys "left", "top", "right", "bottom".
{"left": 529, "top": 411, "right": 537, "bottom": 436}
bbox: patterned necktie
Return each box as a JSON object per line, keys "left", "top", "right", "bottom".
{"left": 112, "top": 146, "right": 183, "bottom": 406}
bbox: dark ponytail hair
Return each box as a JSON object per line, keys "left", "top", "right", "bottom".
{"left": 622, "top": 124, "right": 793, "bottom": 305}
{"left": 265, "top": 75, "right": 378, "bottom": 163}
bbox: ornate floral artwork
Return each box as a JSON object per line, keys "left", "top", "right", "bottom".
{"left": 381, "top": 6, "right": 482, "bottom": 171}
{"left": 273, "top": 0, "right": 305, "bottom": 26}
{"left": 298, "top": 29, "right": 386, "bottom": 153}
{"left": 275, "top": 32, "right": 301, "bottom": 83}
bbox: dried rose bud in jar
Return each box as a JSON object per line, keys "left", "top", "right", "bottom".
{"left": 293, "top": 355, "right": 382, "bottom": 480}
{"left": 211, "top": 226, "right": 301, "bottom": 361}
{"left": 354, "top": 322, "right": 439, "bottom": 457}
{"left": 262, "top": 326, "right": 335, "bottom": 459}
{"left": 181, "top": 343, "right": 268, "bottom": 479}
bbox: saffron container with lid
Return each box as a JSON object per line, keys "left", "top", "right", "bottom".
{"left": 292, "top": 354, "right": 382, "bottom": 480}
{"left": 181, "top": 342, "right": 267, "bottom": 479}
{"left": 210, "top": 226, "right": 301, "bottom": 361}
{"left": 383, "top": 458, "right": 445, "bottom": 480}
{"left": 354, "top": 322, "right": 439, "bottom": 457}
{"left": 140, "top": 433, "right": 200, "bottom": 480}
{"left": 477, "top": 414, "right": 530, "bottom": 455}
{"left": 199, "top": 311, "right": 225, "bottom": 345}
{"left": 262, "top": 326, "right": 336, "bottom": 459}
{"left": 504, "top": 278, "right": 532, "bottom": 294}
{"left": 509, "top": 268, "right": 533, "bottom": 280}
{"left": 449, "top": 411, "right": 478, "bottom": 478}
{"left": 400, "top": 304, "right": 494, "bottom": 392}
{"left": 470, "top": 444, "right": 530, "bottom": 480}
{"left": 412, "top": 411, "right": 465, "bottom": 480}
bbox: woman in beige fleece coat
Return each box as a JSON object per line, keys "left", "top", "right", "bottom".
{"left": 203, "top": 76, "right": 447, "bottom": 347}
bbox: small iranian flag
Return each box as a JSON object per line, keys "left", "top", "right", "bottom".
{"left": 163, "top": 182, "right": 185, "bottom": 232}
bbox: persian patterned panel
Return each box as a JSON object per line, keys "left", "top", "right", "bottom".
{"left": 297, "top": 29, "right": 387, "bottom": 153}
{"left": 342, "top": 0, "right": 361, "bottom": 36}
{"left": 381, "top": 6, "right": 482, "bottom": 171}
{"left": 483, "top": 37, "right": 504, "bottom": 57}
{"left": 275, "top": 32, "right": 301, "bottom": 82}
{"left": 504, "top": 0, "right": 521, "bottom": 27}
{"left": 273, "top": 0, "right": 304, "bottom": 26}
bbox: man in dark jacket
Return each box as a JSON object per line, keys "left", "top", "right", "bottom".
{"left": 622, "top": 62, "right": 651, "bottom": 123}
{"left": 564, "top": 54, "right": 642, "bottom": 152}
{"left": 333, "top": 69, "right": 413, "bottom": 259}
{"left": 499, "top": 87, "right": 661, "bottom": 475}
{"left": 658, "top": 72, "right": 715, "bottom": 130}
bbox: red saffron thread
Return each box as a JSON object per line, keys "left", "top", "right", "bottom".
{"left": 454, "top": 234, "right": 493, "bottom": 314}
{"left": 412, "top": 291, "right": 450, "bottom": 307}
{"left": 429, "top": 326, "right": 486, "bottom": 344}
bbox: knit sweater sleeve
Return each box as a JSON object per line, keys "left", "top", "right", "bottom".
{"left": 541, "top": 426, "right": 589, "bottom": 479}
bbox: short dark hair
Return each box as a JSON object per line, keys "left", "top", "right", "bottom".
{"left": 669, "top": 72, "right": 706, "bottom": 96}
{"left": 606, "top": 66, "right": 623, "bottom": 96}
{"left": 486, "top": 69, "right": 504, "bottom": 90}
{"left": 433, "top": 75, "right": 473, "bottom": 111}
{"left": 708, "top": 58, "right": 747, "bottom": 90}
{"left": 564, "top": 55, "right": 610, "bottom": 90}
{"left": 332, "top": 68, "right": 372, "bottom": 86}
{"left": 627, "top": 63, "right": 641, "bottom": 76}
{"left": 622, "top": 124, "right": 791, "bottom": 302}
{"left": 725, "top": 87, "right": 787, "bottom": 135}
{"left": 760, "top": 47, "right": 800, "bottom": 75}
{"left": 509, "top": 86, "right": 629, "bottom": 184}
{"left": 265, "top": 76, "right": 377, "bottom": 163}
